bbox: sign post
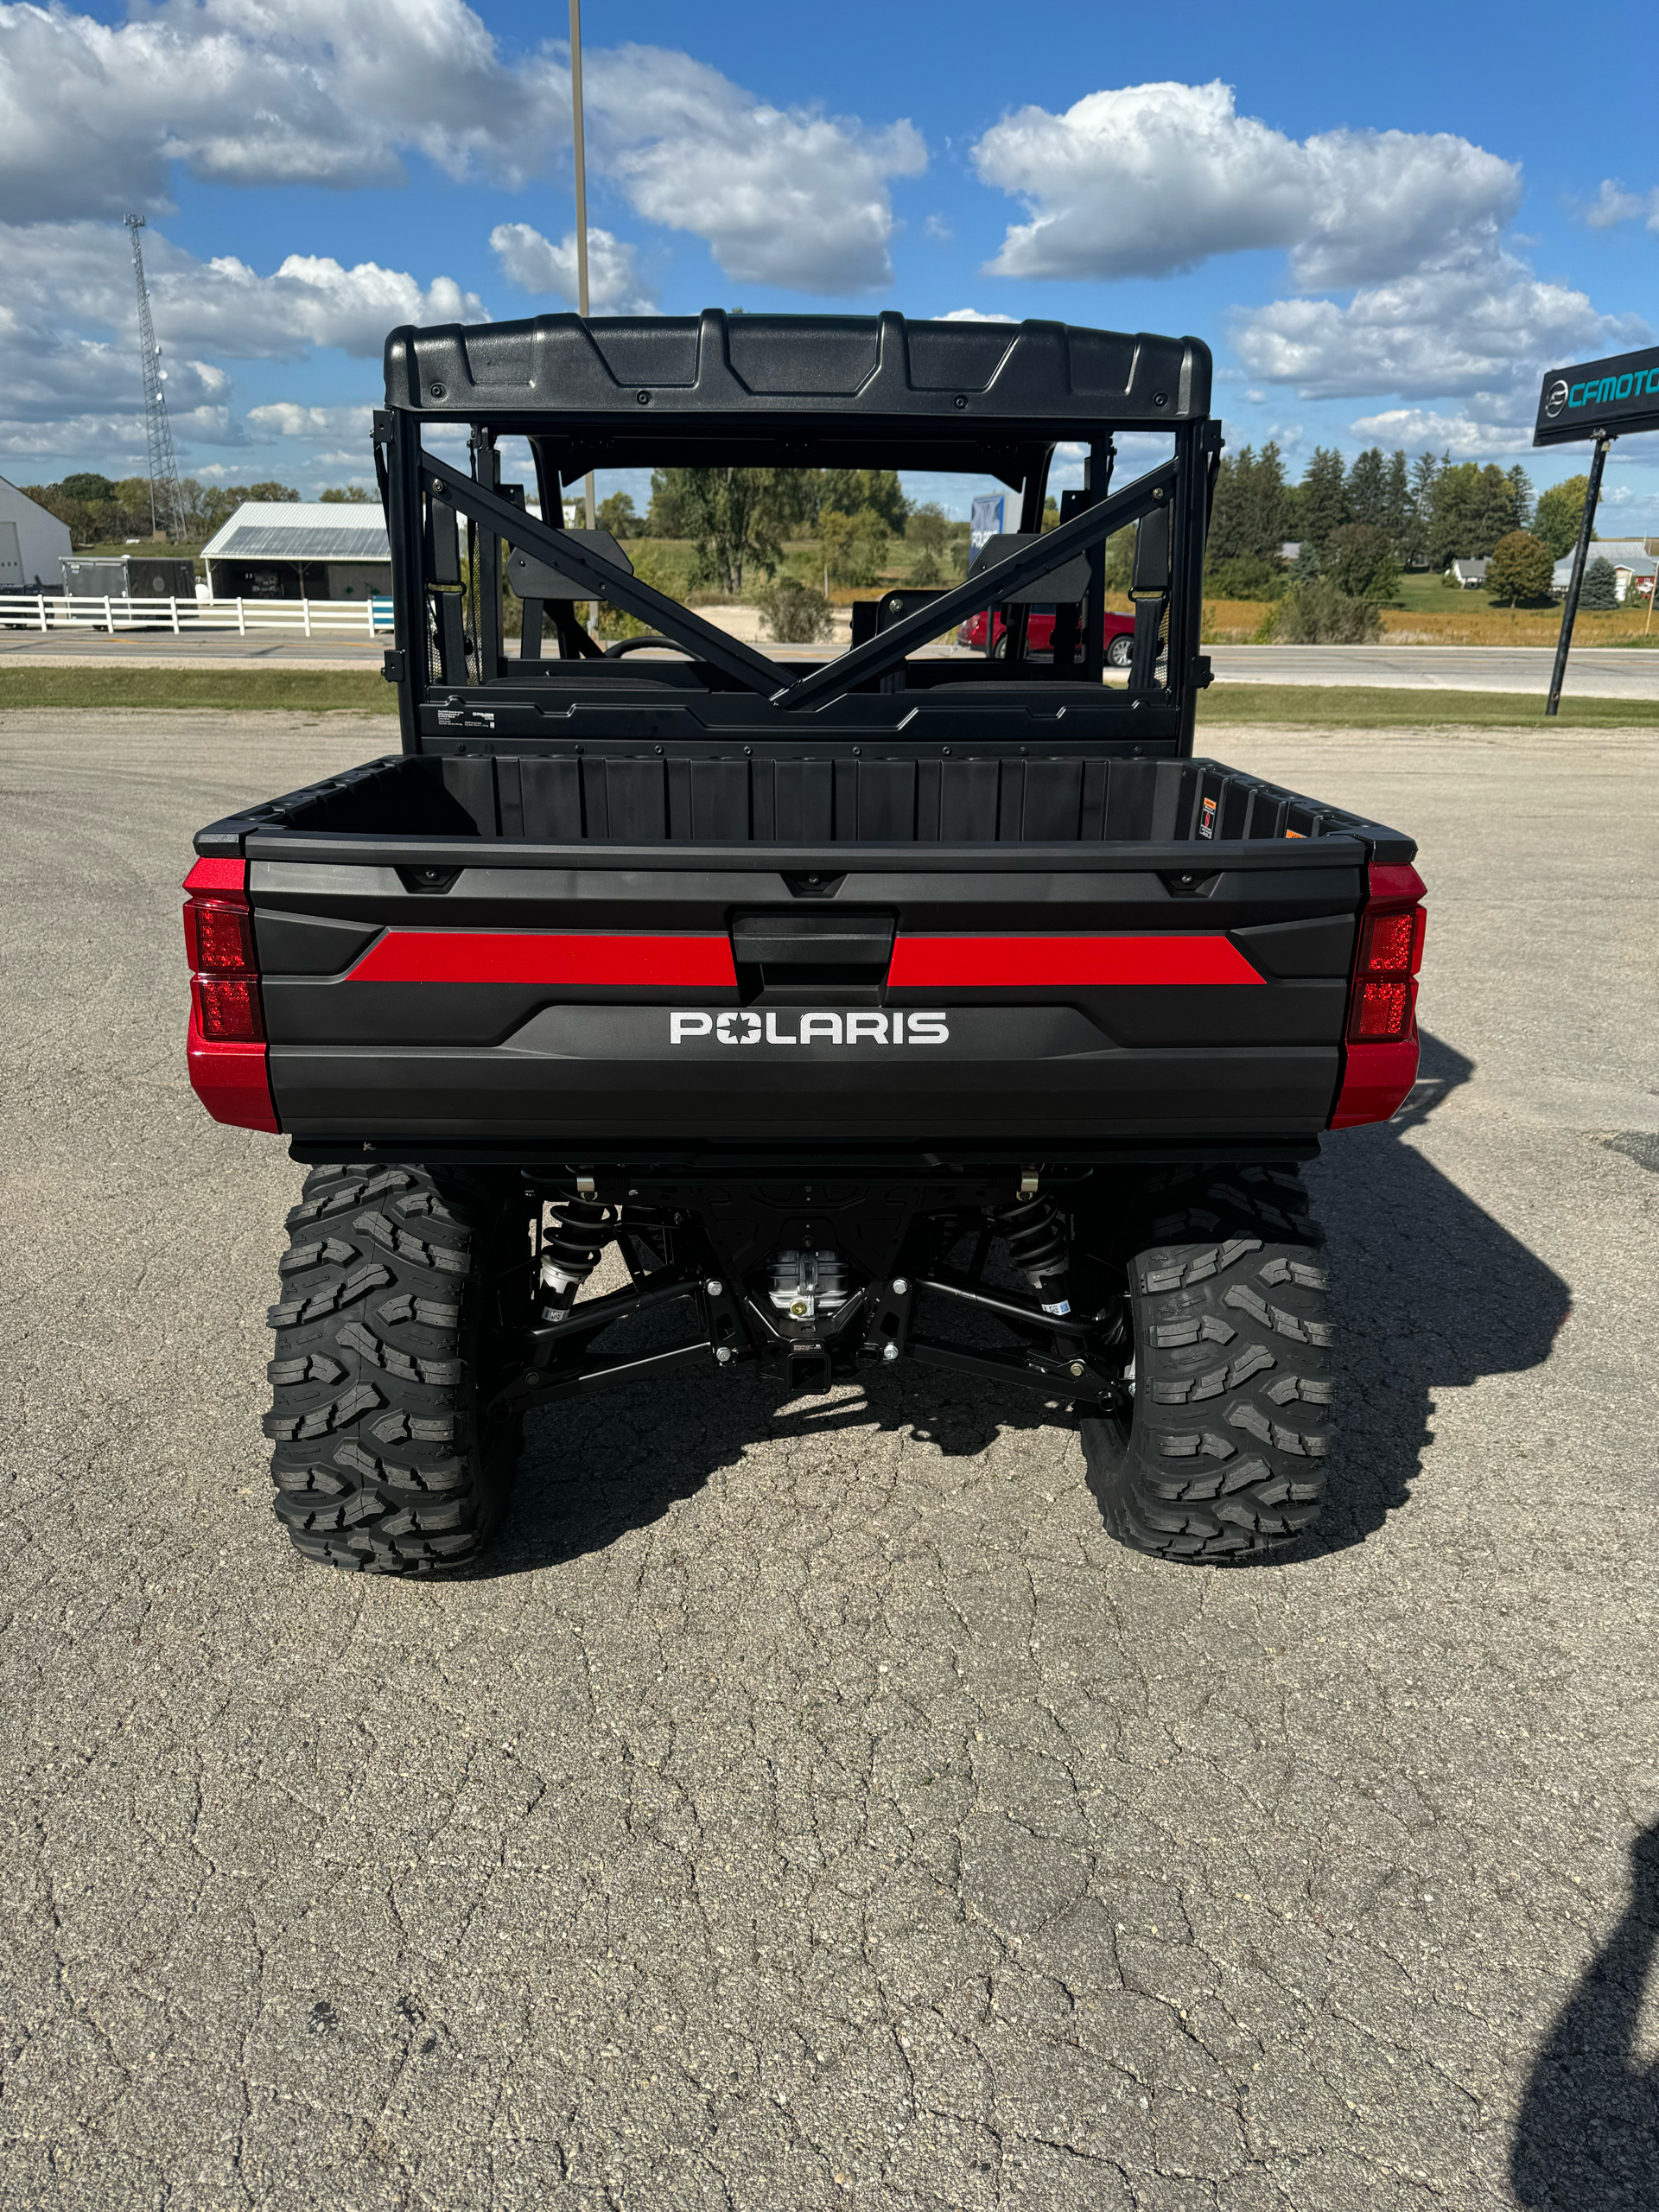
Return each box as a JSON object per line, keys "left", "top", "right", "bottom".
{"left": 1535, "top": 343, "right": 1659, "bottom": 716}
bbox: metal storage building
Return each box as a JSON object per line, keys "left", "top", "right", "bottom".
{"left": 200, "top": 501, "right": 390, "bottom": 601}
{"left": 0, "top": 475, "right": 73, "bottom": 590}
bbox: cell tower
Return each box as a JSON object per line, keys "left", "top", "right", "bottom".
{"left": 125, "top": 214, "right": 184, "bottom": 540}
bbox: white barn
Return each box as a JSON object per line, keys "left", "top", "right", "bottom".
{"left": 0, "top": 475, "right": 73, "bottom": 589}
{"left": 201, "top": 501, "right": 391, "bottom": 601}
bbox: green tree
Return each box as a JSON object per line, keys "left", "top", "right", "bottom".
{"left": 654, "top": 467, "right": 795, "bottom": 595}
{"left": 1299, "top": 448, "right": 1350, "bottom": 556}
{"left": 1345, "top": 447, "right": 1389, "bottom": 531}
{"left": 1326, "top": 523, "right": 1400, "bottom": 601}
{"left": 1579, "top": 556, "right": 1618, "bottom": 611}
{"left": 1428, "top": 462, "right": 1523, "bottom": 566}
{"left": 818, "top": 467, "right": 908, "bottom": 533}
{"left": 1485, "top": 530, "right": 1554, "bottom": 606}
{"left": 58, "top": 472, "right": 117, "bottom": 504}
{"left": 1209, "top": 442, "right": 1287, "bottom": 563}
{"left": 596, "top": 490, "right": 638, "bottom": 537}
{"left": 819, "top": 506, "right": 890, "bottom": 588}
{"left": 1384, "top": 450, "right": 1413, "bottom": 556}
{"left": 320, "top": 485, "right": 376, "bottom": 504}
{"left": 1405, "top": 451, "right": 1442, "bottom": 569}
{"left": 645, "top": 468, "right": 688, "bottom": 537}
{"left": 1505, "top": 466, "right": 1534, "bottom": 534}
{"left": 906, "top": 500, "right": 949, "bottom": 585}
{"left": 1533, "top": 475, "right": 1589, "bottom": 560}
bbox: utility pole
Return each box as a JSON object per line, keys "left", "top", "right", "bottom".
{"left": 125, "top": 215, "right": 184, "bottom": 542}
{"left": 569, "top": 0, "right": 596, "bottom": 531}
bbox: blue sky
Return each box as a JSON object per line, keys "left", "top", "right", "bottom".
{"left": 3, "top": 0, "right": 1656, "bottom": 521}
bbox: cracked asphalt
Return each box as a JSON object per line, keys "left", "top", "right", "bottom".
{"left": 3, "top": 709, "right": 1656, "bottom": 2212}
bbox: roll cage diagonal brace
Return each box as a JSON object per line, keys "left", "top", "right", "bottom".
{"left": 409, "top": 436, "right": 1189, "bottom": 711}
{"left": 770, "top": 458, "right": 1175, "bottom": 709}
{"left": 418, "top": 447, "right": 788, "bottom": 695}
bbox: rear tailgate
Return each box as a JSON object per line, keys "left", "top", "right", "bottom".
{"left": 245, "top": 844, "right": 1363, "bottom": 1145}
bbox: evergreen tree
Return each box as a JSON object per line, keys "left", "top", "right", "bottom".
{"left": 1385, "top": 450, "right": 1412, "bottom": 556}
{"left": 1207, "top": 444, "right": 1257, "bottom": 563}
{"left": 1579, "top": 556, "right": 1618, "bottom": 611}
{"left": 1406, "top": 452, "right": 1443, "bottom": 569}
{"left": 1327, "top": 523, "right": 1401, "bottom": 601}
{"left": 1299, "top": 448, "right": 1350, "bottom": 554}
{"left": 1505, "top": 466, "right": 1534, "bottom": 535}
{"left": 1345, "top": 448, "right": 1389, "bottom": 531}
{"left": 1208, "top": 442, "right": 1287, "bottom": 567}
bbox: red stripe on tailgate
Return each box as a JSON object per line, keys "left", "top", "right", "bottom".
{"left": 346, "top": 931, "right": 738, "bottom": 988}
{"left": 887, "top": 934, "right": 1264, "bottom": 988}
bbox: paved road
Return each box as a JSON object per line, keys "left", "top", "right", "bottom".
{"left": 3, "top": 709, "right": 1656, "bottom": 2211}
{"left": 6, "top": 627, "right": 1659, "bottom": 698}
{"left": 1206, "top": 644, "right": 1659, "bottom": 697}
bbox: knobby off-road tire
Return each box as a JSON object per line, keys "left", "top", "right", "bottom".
{"left": 264, "top": 1163, "right": 532, "bottom": 1573}
{"left": 1081, "top": 1166, "right": 1334, "bottom": 1560}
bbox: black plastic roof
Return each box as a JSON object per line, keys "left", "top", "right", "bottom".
{"left": 384, "top": 309, "right": 1211, "bottom": 431}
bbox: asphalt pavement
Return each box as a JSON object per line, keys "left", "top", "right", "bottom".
{"left": 1205, "top": 644, "right": 1659, "bottom": 697}
{"left": 3, "top": 709, "right": 1656, "bottom": 2211}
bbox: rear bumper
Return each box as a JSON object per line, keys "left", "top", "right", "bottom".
{"left": 268, "top": 1038, "right": 1339, "bottom": 1143}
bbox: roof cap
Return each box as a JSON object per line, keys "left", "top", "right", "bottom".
{"left": 384, "top": 308, "right": 1211, "bottom": 429}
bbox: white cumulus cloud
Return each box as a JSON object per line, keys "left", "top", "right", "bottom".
{"left": 972, "top": 80, "right": 1519, "bottom": 289}
{"left": 1232, "top": 252, "right": 1648, "bottom": 406}
{"left": 490, "top": 224, "right": 653, "bottom": 314}
{"left": 0, "top": 8, "right": 925, "bottom": 296}
{"left": 591, "top": 46, "right": 925, "bottom": 292}
{"left": 1347, "top": 408, "right": 1538, "bottom": 459}
{"left": 0, "top": 0, "right": 555, "bottom": 219}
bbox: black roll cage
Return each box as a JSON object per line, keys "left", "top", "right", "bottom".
{"left": 374, "top": 313, "right": 1221, "bottom": 759}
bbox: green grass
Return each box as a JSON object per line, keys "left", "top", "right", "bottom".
{"left": 1, "top": 665, "right": 1652, "bottom": 728}
{"left": 1198, "top": 683, "right": 1656, "bottom": 728}
{"left": 0, "top": 666, "right": 395, "bottom": 712}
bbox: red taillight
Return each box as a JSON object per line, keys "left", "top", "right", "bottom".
{"left": 196, "top": 975, "right": 264, "bottom": 1041}
{"left": 181, "top": 855, "right": 277, "bottom": 1130}
{"left": 1357, "top": 910, "right": 1417, "bottom": 975}
{"left": 1345, "top": 869, "right": 1427, "bottom": 1046}
{"left": 184, "top": 898, "right": 257, "bottom": 976}
{"left": 1351, "top": 977, "right": 1411, "bottom": 1039}
{"left": 1331, "top": 861, "right": 1427, "bottom": 1128}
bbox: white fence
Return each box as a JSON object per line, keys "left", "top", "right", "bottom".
{"left": 0, "top": 592, "right": 395, "bottom": 639}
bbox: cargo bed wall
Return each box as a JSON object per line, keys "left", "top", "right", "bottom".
{"left": 197, "top": 752, "right": 1412, "bottom": 859}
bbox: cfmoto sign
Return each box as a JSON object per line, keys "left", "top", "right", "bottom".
{"left": 1535, "top": 344, "right": 1659, "bottom": 446}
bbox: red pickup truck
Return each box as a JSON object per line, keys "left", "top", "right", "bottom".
{"left": 960, "top": 604, "right": 1139, "bottom": 664}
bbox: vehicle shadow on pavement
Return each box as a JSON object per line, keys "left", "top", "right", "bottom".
{"left": 1294, "top": 1027, "right": 1572, "bottom": 1560}
{"left": 496, "top": 1027, "right": 1570, "bottom": 1576}
{"left": 1510, "top": 1821, "right": 1659, "bottom": 2208}
{"left": 499, "top": 1358, "right": 1059, "bottom": 1574}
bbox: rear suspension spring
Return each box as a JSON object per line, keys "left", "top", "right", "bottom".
{"left": 992, "top": 1194, "right": 1073, "bottom": 1316}
{"left": 538, "top": 1194, "right": 612, "bottom": 1324}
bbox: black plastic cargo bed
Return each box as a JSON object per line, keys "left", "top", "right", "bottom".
{"left": 192, "top": 747, "right": 1411, "bottom": 1156}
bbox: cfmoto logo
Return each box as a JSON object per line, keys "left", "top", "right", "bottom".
{"left": 1544, "top": 377, "right": 1569, "bottom": 420}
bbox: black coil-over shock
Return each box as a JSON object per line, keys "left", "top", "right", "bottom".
{"left": 537, "top": 1192, "right": 612, "bottom": 1325}
{"left": 993, "top": 1192, "right": 1073, "bottom": 1315}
